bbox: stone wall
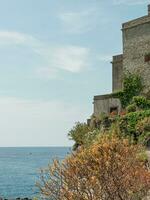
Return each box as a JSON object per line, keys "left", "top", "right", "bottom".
{"left": 122, "top": 15, "right": 150, "bottom": 96}
{"left": 93, "top": 94, "right": 121, "bottom": 117}
{"left": 112, "top": 54, "right": 123, "bottom": 92}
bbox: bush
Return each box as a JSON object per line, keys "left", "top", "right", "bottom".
{"left": 136, "top": 117, "right": 150, "bottom": 134}
{"left": 68, "top": 122, "right": 94, "bottom": 150}
{"left": 139, "top": 132, "right": 150, "bottom": 147}
{"left": 127, "top": 103, "right": 137, "bottom": 113}
{"left": 132, "top": 96, "right": 150, "bottom": 109}
{"left": 37, "top": 134, "right": 150, "bottom": 200}
{"left": 113, "top": 72, "right": 143, "bottom": 108}
{"left": 119, "top": 110, "right": 150, "bottom": 141}
{"left": 136, "top": 117, "right": 150, "bottom": 145}
{"left": 83, "top": 129, "right": 100, "bottom": 147}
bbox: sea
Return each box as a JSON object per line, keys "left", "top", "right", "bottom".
{"left": 0, "top": 147, "right": 70, "bottom": 199}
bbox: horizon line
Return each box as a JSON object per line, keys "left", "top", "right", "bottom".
{"left": 0, "top": 146, "right": 72, "bottom": 148}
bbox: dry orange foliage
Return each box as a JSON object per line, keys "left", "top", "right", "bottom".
{"left": 37, "top": 135, "right": 150, "bottom": 200}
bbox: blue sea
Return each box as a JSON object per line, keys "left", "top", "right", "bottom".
{"left": 0, "top": 147, "right": 70, "bottom": 199}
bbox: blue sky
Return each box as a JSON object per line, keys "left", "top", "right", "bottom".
{"left": 0, "top": 0, "right": 149, "bottom": 146}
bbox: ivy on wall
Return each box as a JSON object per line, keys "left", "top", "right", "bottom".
{"left": 112, "top": 72, "right": 143, "bottom": 108}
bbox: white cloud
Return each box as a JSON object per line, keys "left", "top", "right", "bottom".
{"left": 0, "top": 31, "right": 37, "bottom": 46}
{"left": 0, "top": 97, "right": 88, "bottom": 147}
{"left": 0, "top": 30, "right": 90, "bottom": 78}
{"left": 59, "top": 9, "right": 99, "bottom": 34}
{"left": 37, "top": 46, "right": 90, "bottom": 73}
{"left": 50, "top": 46, "right": 90, "bottom": 72}
{"left": 113, "top": 0, "right": 150, "bottom": 5}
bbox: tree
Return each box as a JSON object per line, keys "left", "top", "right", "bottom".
{"left": 37, "top": 134, "right": 150, "bottom": 200}
{"left": 68, "top": 122, "right": 94, "bottom": 150}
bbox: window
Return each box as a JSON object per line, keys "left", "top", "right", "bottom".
{"left": 144, "top": 53, "right": 150, "bottom": 62}
{"left": 110, "top": 107, "right": 118, "bottom": 114}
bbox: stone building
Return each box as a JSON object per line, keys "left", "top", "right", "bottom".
{"left": 93, "top": 5, "right": 150, "bottom": 117}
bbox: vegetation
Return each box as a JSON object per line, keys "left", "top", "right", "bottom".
{"left": 119, "top": 110, "right": 150, "bottom": 142}
{"left": 37, "top": 72, "right": 150, "bottom": 199}
{"left": 112, "top": 72, "right": 143, "bottom": 108}
{"left": 68, "top": 122, "right": 95, "bottom": 150}
{"left": 68, "top": 73, "right": 150, "bottom": 149}
{"left": 37, "top": 134, "right": 150, "bottom": 200}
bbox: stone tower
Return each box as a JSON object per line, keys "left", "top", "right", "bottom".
{"left": 122, "top": 5, "right": 150, "bottom": 95}
{"left": 93, "top": 5, "right": 150, "bottom": 117}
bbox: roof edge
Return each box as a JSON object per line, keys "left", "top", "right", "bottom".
{"left": 122, "top": 15, "right": 150, "bottom": 30}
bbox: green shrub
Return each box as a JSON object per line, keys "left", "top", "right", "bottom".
{"left": 136, "top": 117, "right": 150, "bottom": 145}
{"left": 138, "top": 131, "right": 150, "bottom": 146}
{"left": 136, "top": 117, "right": 150, "bottom": 134}
{"left": 132, "top": 96, "right": 150, "bottom": 109}
{"left": 127, "top": 103, "right": 137, "bottom": 113}
{"left": 119, "top": 110, "right": 150, "bottom": 141}
{"left": 68, "top": 122, "right": 94, "bottom": 150}
{"left": 113, "top": 72, "right": 143, "bottom": 108}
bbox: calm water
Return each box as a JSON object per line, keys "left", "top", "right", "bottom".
{"left": 0, "top": 147, "right": 70, "bottom": 199}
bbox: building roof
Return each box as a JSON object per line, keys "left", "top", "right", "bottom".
{"left": 94, "top": 94, "right": 113, "bottom": 100}
{"left": 122, "top": 5, "right": 150, "bottom": 30}
{"left": 122, "top": 15, "right": 150, "bottom": 30}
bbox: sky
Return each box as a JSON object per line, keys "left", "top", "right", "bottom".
{"left": 0, "top": 0, "right": 149, "bottom": 147}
